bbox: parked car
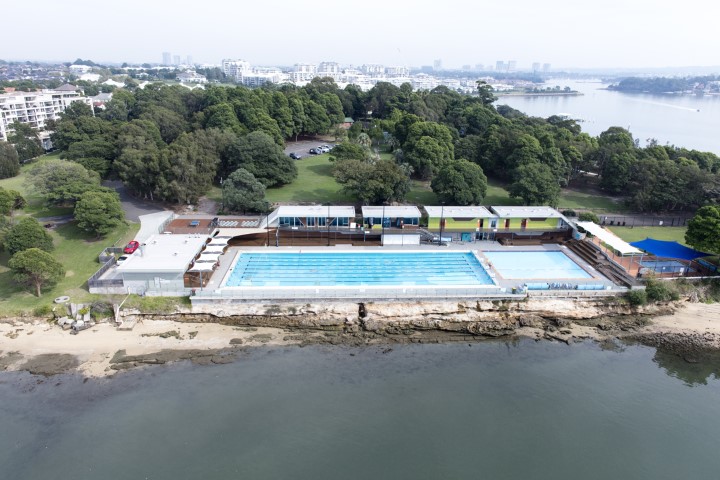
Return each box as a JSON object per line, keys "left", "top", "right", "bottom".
{"left": 309, "top": 148, "right": 320, "bottom": 155}
{"left": 116, "top": 255, "right": 129, "bottom": 266}
{"left": 123, "top": 240, "right": 140, "bottom": 254}
{"left": 289, "top": 152, "right": 302, "bottom": 160}
{"left": 322, "top": 144, "right": 332, "bottom": 151}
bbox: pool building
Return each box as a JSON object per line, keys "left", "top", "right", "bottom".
{"left": 88, "top": 204, "right": 640, "bottom": 300}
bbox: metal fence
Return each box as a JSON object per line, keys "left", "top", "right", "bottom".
{"left": 87, "top": 257, "right": 121, "bottom": 289}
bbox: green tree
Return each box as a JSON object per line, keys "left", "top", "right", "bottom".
{"left": 476, "top": 80, "right": 497, "bottom": 106}
{"left": 3, "top": 217, "right": 54, "bottom": 255}
{"left": 0, "top": 188, "right": 25, "bottom": 216}
{"left": 27, "top": 159, "right": 102, "bottom": 206}
{"left": 685, "top": 206, "right": 720, "bottom": 254}
{"left": 7, "top": 122, "right": 44, "bottom": 161}
{"left": 0, "top": 141, "right": 20, "bottom": 178}
{"left": 222, "top": 168, "right": 270, "bottom": 214}
{"left": 8, "top": 248, "right": 65, "bottom": 296}
{"left": 224, "top": 131, "right": 297, "bottom": 187}
{"left": 431, "top": 160, "right": 488, "bottom": 205}
{"left": 74, "top": 190, "right": 125, "bottom": 237}
{"left": 157, "top": 132, "right": 220, "bottom": 204}
{"left": 509, "top": 162, "right": 561, "bottom": 206}
{"left": 334, "top": 159, "right": 411, "bottom": 204}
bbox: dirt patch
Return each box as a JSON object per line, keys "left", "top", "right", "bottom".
{"left": 109, "top": 349, "right": 237, "bottom": 371}
{"left": 0, "top": 351, "right": 23, "bottom": 371}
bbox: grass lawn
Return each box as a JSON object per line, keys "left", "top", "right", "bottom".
{"left": 0, "top": 221, "right": 138, "bottom": 315}
{"left": 608, "top": 226, "right": 688, "bottom": 245}
{"left": 265, "top": 154, "right": 354, "bottom": 204}
{"left": 558, "top": 188, "right": 626, "bottom": 212}
{"left": 0, "top": 153, "right": 139, "bottom": 315}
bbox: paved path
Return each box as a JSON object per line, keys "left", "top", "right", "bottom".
{"left": 103, "top": 180, "right": 165, "bottom": 222}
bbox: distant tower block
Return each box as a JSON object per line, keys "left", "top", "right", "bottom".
{"left": 162, "top": 52, "right": 171, "bottom": 66}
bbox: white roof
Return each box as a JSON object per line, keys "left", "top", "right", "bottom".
{"left": 208, "top": 238, "right": 229, "bottom": 246}
{"left": 576, "top": 221, "right": 642, "bottom": 255}
{"left": 276, "top": 205, "right": 356, "bottom": 217}
{"left": 362, "top": 206, "right": 421, "bottom": 218}
{"left": 491, "top": 206, "right": 563, "bottom": 218}
{"left": 202, "top": 248, "right": 225, "bottom": 254}
{"left": 424, "top": 206, "right": 495, "bottom": 218}
{"left": 117, "top": 234, "right": 209, "bottom": 273}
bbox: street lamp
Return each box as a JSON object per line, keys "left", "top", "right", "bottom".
{"left": 266, "top": 211, "right": 270, "bottom": 247}
{"left": 381, "top": 203, "right": 386, "bottom": 246}
{"left": 438, "top": 203, "right": 445, "bottom": 246}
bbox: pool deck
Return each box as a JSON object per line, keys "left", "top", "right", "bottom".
{"left": 197, "top": 242, "right": 615, "bottom": 300}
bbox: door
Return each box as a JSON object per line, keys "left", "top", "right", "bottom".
{"left": 521, "top": 218, "right": 527, "bottom": 230}
{"left": 504, "top": 219, "right": 510, "bottom": 229}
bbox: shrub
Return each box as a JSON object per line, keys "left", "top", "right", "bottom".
{"left": 561, "top": 209, "right": 577, "bottom": 217}
{"left": 626, "top": 289, "right": 647, "bottom": 306}
{"left": 645, "top": 279, "right": 676, "bottom": 302}
{"left": 578, "top": 212, "right": 600, "bottom": 223}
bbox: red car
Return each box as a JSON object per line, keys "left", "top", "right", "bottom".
{"left": 123, "top": 240, "right": 140, "bottom": 254}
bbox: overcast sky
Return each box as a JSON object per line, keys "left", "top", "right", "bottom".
{"left": 2, "top": 0, "right": 718, "bottom": 69}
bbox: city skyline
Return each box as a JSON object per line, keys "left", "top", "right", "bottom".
{"left": 1, "top": 0, "right": 719, "bottom": 70}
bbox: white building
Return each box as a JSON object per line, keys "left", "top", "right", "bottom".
{"left": 221, "top": 59, "right": 251, "bottom": 81}
{"left": 0, "top": 85, "right": 92, "bottom": 143}
{"left": 318, "top": 61, "right": 341, "bottom": 79}
{"left": 386, "top": 66, "right": 410, "bottom": 77}
{"left": 177, "top": 71, "right": 208, "bottom": 84}
{"left": 291, "top": 63, "right": 317, "bottom": 82}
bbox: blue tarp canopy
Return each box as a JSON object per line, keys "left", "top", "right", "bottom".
{"left": 630, "top": 238, "right": 711, "bottom": 261}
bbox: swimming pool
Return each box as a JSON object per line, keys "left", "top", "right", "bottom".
{"left": 224, "top": 251, "right": 494, "bottom": 287}
{"left": 483, "top": 251, "right": 592, "bottom": 280}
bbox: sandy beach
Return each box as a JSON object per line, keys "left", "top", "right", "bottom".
{"left": 1, "top": 302, "right": 719, "bottom": 377}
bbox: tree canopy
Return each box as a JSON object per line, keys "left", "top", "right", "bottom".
{"left": 8, "top": 248, "right": 65, "bottom": 296}
{"left": 3, "top": 217, "right": 54, "bottom": 255}
{"left": 0, "top": 141, "right": 20, "bottom": 179}
{"left": 431, "top": 160, "right": 488, "bottom": 205}
{"left": 685, "top": 206, "right": 720, "bottom": 254}
{"left": 222, "top": 168, "right": 270, "bottom": 214}
{"left": 74, "top": 190, "right": 125, "bottom": 237}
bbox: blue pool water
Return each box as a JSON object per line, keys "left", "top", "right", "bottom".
{"left": 484, "top": 251, "right": 591, "bottom": 280}
{"left": 225, "top": 252, "right": 494, "bottom": 287}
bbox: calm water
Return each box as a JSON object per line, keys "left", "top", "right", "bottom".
{"left": 227, "top": 252, "right": 493, "bottom": 286}
{"left": 498, "top": 79, "right": 720, "bottom": 154}
{"left": 484, "top": 250, "right": 591, "bottom": 279}
{"left": 1, "top": 341, "right": 719, "bottom": 480}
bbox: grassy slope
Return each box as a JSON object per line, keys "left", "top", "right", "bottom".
{"left": 0, "top": 154, "right": 138, "bottom": 314}
{"left": 608, "top": 226, "right": 688, "bottom": 245}
{"left": 263, "top": 153, "right": 623, "bottom": 211}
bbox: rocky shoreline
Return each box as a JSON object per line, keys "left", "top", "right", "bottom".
{"left": 1, "top": 299, "right": 719, "bottom": 377}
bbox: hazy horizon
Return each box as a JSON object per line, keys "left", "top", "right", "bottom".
{"left": 2, "top": 0, "right": 719, "bottom": 70}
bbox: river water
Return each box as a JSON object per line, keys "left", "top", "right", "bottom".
{"left": 497, "top": 79, "right": 720, "bottom": 154}
{"left": 1, "top": 340, "right": 719, "bottom": 479}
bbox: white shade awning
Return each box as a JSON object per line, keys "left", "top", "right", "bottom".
{"left": 197, "top": 253, "right": 221, "bottom": 263}
{"left": 189, "top": 263, "right": 215, "bottom": 272}
{"left": 208, "top": 238, "right": 229, "bottom": 246}
{"left": 575, "top": 221, "right": 642, "bottom": 255}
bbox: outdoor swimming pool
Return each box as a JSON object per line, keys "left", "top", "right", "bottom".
{"left": 224, "top": 252, "right": 494, "bottom": 287}
{"left": 483, "top": 251, "right": 592, "bottom": 280}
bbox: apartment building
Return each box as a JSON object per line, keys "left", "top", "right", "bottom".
{"left": 0, "top": 85, "right": 92, "bottom": 143}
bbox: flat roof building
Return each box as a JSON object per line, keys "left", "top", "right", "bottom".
{"left": 117, "top": 234, "right": 209, "bottom": 276}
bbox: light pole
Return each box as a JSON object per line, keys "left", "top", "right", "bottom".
{"left": 327, "top": 204, "right": 331, "bottom": 246}
{"left": 266, "top": 211, "right": 270, "bottom": 247}
{"left": 381, "top": 203, "right": 386, "bottom": 246}
{"left": 438, "top": 203, "right": 445, "bottom": 246}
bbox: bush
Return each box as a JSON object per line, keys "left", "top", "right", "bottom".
{"left": 578, "top": 212, "right": 600, "bottom": 223}
{"left": 32, "top": 304, "right": 53, "bottom": 317}
{"left": 626, "top": 289, "right": 647, "bottom": 306}
{"left": 561, "top": 209, "right": 577, "bottom": 217}
{"left": 645, "top": 279, "right": 678, "bottom": 302}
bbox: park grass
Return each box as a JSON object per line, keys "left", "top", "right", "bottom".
{"left": 0, "top": 154, "right": 73, "bottom": 218}
{"left": 608, "top": 226, "right": 688, "bottom": 245}
{"left": 265, "top": 154, "right": 354, "bottom": 204}
{"left": 0, "top": 221, "right": 138, "bottom": 315}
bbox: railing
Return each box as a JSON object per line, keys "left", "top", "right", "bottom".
{"left": 98, "top": 246, "right": 123, "bottom": 263}
{"left": 87, "top": 257, "right": 122, "bottom": 289}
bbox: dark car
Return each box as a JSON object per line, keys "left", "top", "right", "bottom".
{"left": 123, "top": 240, "right": 140, "bottom": 254}
{"left": 309, "top": 148, "right": 320, "bottom": 155}
{"left": 289, "top": 152, "right": 302, "bottom": 160}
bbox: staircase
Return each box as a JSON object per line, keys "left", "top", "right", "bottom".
{"left": 417, "top": 228, "right": 438, "bottom": 244}
{"left": 565, "top": 239, "right": 639, "bottom": 288}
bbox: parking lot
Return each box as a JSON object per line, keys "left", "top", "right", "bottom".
{"left": 284, "top": 140, "right": 335, "bottom": 159}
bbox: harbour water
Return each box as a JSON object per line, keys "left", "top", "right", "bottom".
{"left": 1, "top": 340, "right": 719, "bottom": 479}
{"left": 498, "top": 79, "right": 720, "bottom": 154}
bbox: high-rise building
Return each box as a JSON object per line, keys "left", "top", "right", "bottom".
{"left": 173, "top": 55, "right": 181, "bottom": 65}
{"left": 507, "top": 60, "right": 517, "bottom": 72}
{"left": 532, "top": 62, "right": 541, "bottom": 72}
{"left": 318, "top": 61, "right": 341, "bottom": 78}
{"left": 543, "top": 63, "right": 551, "bottom": 72}
{"left": 462, "top": 64, "right": 471, "bottom": 71}
{"left": 221, "top": 59, "right": 251, "bottom": 81}
{"left": 433, "top": 59, "right": 443, "bottom": 71}
{"left": 162, "top": 52, "right": 171, "bottom": 66}
{"left": 186, "top": 55, "right": 193, "bottom": 65}
{"left": 496, "top": 60, "right": 506, "bottom": 72}
{"left": 475, "top": 64, "right": 485, "bottom": 71}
